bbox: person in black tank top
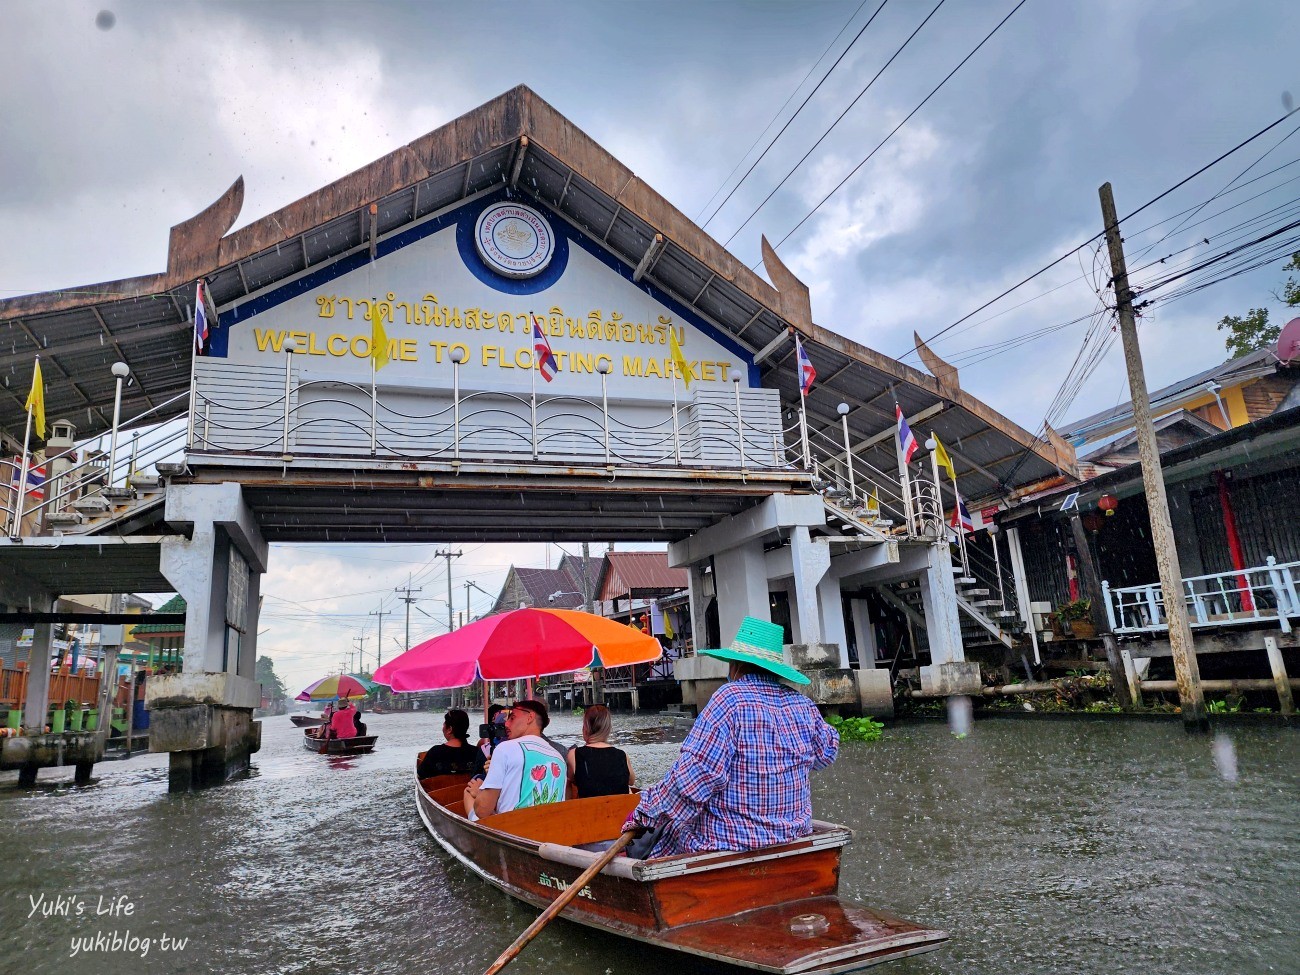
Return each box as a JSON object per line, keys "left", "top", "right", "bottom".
{"left": 566, "top": 704, "right": 636, "bottom": 798}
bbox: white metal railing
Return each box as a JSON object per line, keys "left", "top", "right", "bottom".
{"left": 1104, "top": 557, "right": 1300, "bottom": 635}
{"left": 6, "top": 392, "right": 190, "bottom": 536}
{"left": 190, "top": 355, "right": 792, "bottom": 473}
{"left": 797, "top": 422, "right": 941, "bottom": 539}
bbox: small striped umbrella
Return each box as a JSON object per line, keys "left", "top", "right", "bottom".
{"left": 296, "top": 673, "right": 375, "bottom": 702}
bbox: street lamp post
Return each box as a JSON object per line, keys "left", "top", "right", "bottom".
{"left": 107, "top": 361, "right": 129, "bottom": 488}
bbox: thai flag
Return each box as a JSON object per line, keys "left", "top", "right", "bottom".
{"left": 11, "top": 460, "right": 45, "bottom": 500}
{"left": 896, "top": 405, "right": 918, "bottom": 465}
{"left": 194, "top": 280, "right": 209, "bottom": 354}
{"left": 796, "top": 335, "right": 816, "bottom": 395}
{"left": 531, "top": 316, "right": 558, "bottom": 382}
{"left": 950, "top": 496, "right": 973, "bottom": 533}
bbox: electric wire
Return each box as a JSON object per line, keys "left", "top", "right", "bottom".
{"left": 762, "top": 0, "right": 1029, "bottom": 257}
{"left": 699, "top": 0, "right": 887, "bottom": 229}
{"left": 722, "top": 0, "right": 950, "bottom": 247}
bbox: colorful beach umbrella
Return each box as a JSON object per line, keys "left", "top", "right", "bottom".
{"left": 296, "top": 673, "right": 374, "bottom": 702}
{"left": 372, "top": 608, "right": 663, "bottom": 691}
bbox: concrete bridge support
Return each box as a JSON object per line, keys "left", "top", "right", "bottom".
{"left": 151, "top": 483, "right": 265, "bottom": 790}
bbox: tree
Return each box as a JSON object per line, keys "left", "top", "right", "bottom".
{"left": 255, "top": 655, "right": 287, "bottom": 702}
{"left": 1217, "top": 251, "right": 1300, "bottom": 357}
{"left": 1217, "top": 307, "right": 1277, "bottom": 359}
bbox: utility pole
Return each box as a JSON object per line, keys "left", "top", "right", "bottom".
{"left": 1099, "top": 181, "right": 1206, "bottom": 729}
{"left": 394, "top": 575, "right": 422, "bottom": 653}
{"left": 351, "top": 635, "right": 367, "bottom": 674}
{"left": 435, "top": 549, "right": 463, "bottom": 634}
{"left": 581, "top": 541, "right": 593, "bottom": 613}
{"left": 368, "top": 606, "right": 391, "bottom": 669}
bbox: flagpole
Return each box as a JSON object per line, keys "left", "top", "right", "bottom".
{"left": 187, "top": 319, "right": 199, "bottom": 450}
{"left": 955, "top": 482, "right": 969, "bottom": 570}
{"left": 670, "top": 361, "right": 681, "bottom": 466}
{"left": 895, "top": 405, "right": 915, "bottom": 534}
{"left": 530, "top": 330, "right": 538, "bottom": 461}
{"left": 12, "top": 404, "right": 32, "bottom": 538}
{"left": 928, "top": 442, "right": 946, "bottom": 544}
{"left": 370, "top": 351, "right": 378, "bottom": 455}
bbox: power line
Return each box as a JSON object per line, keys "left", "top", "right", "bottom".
{"left": 701, "top": 0, "right": 890, "bottom": 230}
{"left": 764, "top": 0, "right": 1029, "bottom": 257}
{"left": 724, "top": 0, "right": 949, "bottom": 248}
{"left": 909, "top": 108, "right": 1300, "bottom": 356}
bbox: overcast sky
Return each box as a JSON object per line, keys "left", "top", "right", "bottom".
{"left": 2, "top": 1, "right": 1296, "bottom": 692}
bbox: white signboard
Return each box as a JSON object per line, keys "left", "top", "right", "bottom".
{"left": 215, "top": 192, "right": 755, "bottom": 400}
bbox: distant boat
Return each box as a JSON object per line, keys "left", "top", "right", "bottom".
{"left": 414, "top": 767, "right": 947, "bottom": 972}
{"left": 290, "top": 714, "right": 324, "bottom": 728}
{"left": 302, "top": 730, "right": 377, "bottom": 755}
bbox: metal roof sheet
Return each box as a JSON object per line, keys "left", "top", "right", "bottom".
{"left": 0, "top": 86, "right": 1073, "bottom": 504}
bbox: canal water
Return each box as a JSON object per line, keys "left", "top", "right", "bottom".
{"left": 2, "top": 712, "right": 1295, "bottom": 975}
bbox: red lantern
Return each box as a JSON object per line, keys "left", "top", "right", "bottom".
{"left": 1098, "top": 493, "right": 1119, "bottom": 517}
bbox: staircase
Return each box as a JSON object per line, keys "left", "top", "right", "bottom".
{"left": 43, "top": 476, "right": 168, "bottom": 537}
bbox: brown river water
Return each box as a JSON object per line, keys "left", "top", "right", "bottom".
{"left": 2, "top": 711, "right": 1296, "bottom": 975}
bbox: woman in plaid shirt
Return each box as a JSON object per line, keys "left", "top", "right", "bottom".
{"left": 626, "top": 617, "right": 839, "bottom": 858}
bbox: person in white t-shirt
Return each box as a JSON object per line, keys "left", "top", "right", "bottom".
{"left": 464, "top": 699, "right": 567, "bottom": 820}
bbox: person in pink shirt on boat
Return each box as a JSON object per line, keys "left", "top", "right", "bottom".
{"left": 328, "top": 699, "right": 359, "bottom": 739}
{"left": 464, "top": 699, "right": 566, "bottom": 821}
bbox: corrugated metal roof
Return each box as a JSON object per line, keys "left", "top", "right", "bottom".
{"left": 598, "top": 551, "right": 687, "bottom": 600}
{"left": 0, "top": 86, "right": 1071, "bottom": 503}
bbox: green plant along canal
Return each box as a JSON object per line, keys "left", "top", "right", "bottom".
{"left": 2, "top": 712, "right": 1295, "bottom": 974}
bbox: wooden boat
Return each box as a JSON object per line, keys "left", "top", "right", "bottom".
{"left": 414, "top": 769, "right": 947, "bottom": 972}
{"left": 302, "top": 729, "right": 378, "bottom": 754}
{"left": 290, "top": 714, "right": 324, "bottom": 728}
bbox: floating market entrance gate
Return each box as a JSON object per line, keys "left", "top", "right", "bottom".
{"left": 1, "top": 190, "right": 985, "bottom": 789}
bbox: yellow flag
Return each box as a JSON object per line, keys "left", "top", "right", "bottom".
{"left": 369, "top": 302, "right": 390, "bottom": 371}
{"left": 663, "top": 610, "right": 675, "bottom": 640}
{"left": 931, "top": 432, "right": 956, "bottom": 481}
{"left": 668, "top": 328, "right": 692, "bottom": 389}
{"left": 25, "top": 358, "right": 45, "bottom": 439}
{"left": 866, "top": 485, "right": 880, "bottom": 515}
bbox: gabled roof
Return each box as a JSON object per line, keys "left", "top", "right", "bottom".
{"left": 1062, "top": 347, "right": 1278, "bottom": 444}
{"left": 0, "top": 85, "right": 1068, "bottom": 499}
{"left": 598, "top": 551, "right": 688, "bottom": 600}
{"left": 514, "top": 566, "right": 586, "bottom": 608}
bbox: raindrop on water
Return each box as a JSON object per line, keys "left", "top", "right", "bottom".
{"left": 1211, "top": 732, "right": 1238, "bottom": 783}
{"left": 947, "top": 696, "right": 973, "bottom": 738}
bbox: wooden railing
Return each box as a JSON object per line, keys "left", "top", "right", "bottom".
{"left": 0, "top": 664, "right": 134, "bottom": 710}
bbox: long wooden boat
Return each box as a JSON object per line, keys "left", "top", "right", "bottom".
{"left": 414, "top": 769, "right": 947, "bottom": 973}
{"left": 302, "top": 730, "right": 378, "bottom": 754}
{"left": 290, "top": 714, "right": 324, "bottom": 728}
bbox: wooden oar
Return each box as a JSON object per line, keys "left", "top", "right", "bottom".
{"left": 482, "top": 829, "right": 637, "bottom": 975}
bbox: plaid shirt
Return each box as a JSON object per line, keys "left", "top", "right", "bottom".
{"left": 632, "top": 673, "right": 839, "bottom": 856}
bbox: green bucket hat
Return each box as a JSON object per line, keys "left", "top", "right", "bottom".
{"left": 699, "top": 617, "right": 809, "bottom": 685}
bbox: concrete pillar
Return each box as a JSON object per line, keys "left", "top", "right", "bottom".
{"left": 849, "top": 597, "right": 878, "bottom": 667}
{"left": 154, "top": 483, "right": 267, "bottom": 790}
{"left": 789, "top": 526, "right": 829, "bottom": 647}
{"left": 816, "top": 569, "right": 849, "bottom": 667}
{"left": 686, "top": 563, "right": 711, "bottom": 651}
{"left": 918, "top": 542, "right": 964, "bottom": 665}
{"left": 713, "top": 539, "right": 769, "bottom": 641}
{"left": 21, "top": 619, "right": 54, "bottom": 733}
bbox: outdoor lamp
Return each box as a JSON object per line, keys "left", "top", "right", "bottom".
{"left": 1098, "top": 493, "right": 1119, "bottom": 517}
{"left": 924, "top": 437, "right": 936, "bottom": 451}
{"left": 837, "top": 403, "right": 850, "bottom": 416}
{"left": 450, "top": 347, "right": 467, "bottom": 364}
{"left": 597, "top": 359, "right": 611, "bottom": 375}
{"left": 729, "top": 370, "right": 741, "bottom": 383}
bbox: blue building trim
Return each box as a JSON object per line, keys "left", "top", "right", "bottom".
{"left": 212, "top": 187, "right": 759, "bottom": 383}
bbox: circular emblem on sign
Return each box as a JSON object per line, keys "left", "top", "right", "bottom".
{"left": 474, "top": 203, "right": 554, "bottom": 279}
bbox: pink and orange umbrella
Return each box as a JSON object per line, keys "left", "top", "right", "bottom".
{"left": 372, "top": 608, "right": 662, "bottom": 691}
